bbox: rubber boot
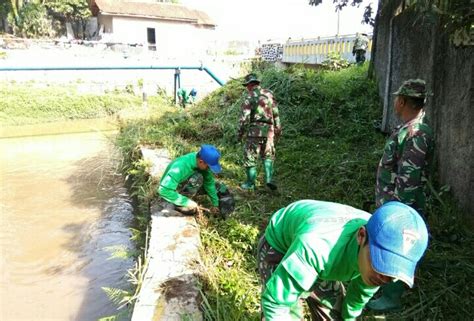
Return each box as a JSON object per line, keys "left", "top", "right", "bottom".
{"left": 240, "top": 167, "right": 256, "bottom": 191}
{"left": 366, "top": 280, "right": 405, "bottom": 313}
{"left": 263, "top": 159, "right": 277, "bottom": 190}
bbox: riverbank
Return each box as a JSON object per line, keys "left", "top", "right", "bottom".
{"left": 116, "top": 64, "right": 473, "bottom": 320}
{"left": 0, "top": 81, "right": 172, "bottom": 127}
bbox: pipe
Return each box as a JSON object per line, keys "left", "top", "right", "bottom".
{"left": 202, "top": 67, "right": 225, "bottom": 86}
{"left": 0, "top": 65, "right": 226, "bottom": 86}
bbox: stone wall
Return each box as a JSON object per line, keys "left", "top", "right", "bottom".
{"left": 373, "top": 2, "right": 474, "bottom": 216}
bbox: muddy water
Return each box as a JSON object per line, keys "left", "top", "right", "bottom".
{"left": 0, "top": 132, "right": 134, "bottom": 321}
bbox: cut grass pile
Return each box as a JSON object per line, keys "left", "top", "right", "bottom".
{"left": 116, "top": 64, "right": 473, "bottom": 320}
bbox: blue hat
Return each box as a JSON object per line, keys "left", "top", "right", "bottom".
{"left": 367, "top": 201, "right": 428, "bottom": 288}
{"left": 198, "top": 144, "right": 222, "bottom": 174}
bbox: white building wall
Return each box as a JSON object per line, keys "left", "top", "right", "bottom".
{"left": 109, "top": 16, "right": 215, "bottom": 59}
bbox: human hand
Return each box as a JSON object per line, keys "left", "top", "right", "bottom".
{"left": 210, "top": 207, "right": 220, "bottom": 216}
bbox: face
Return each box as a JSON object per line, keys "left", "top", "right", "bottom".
{"left": 197, "top": 158, "right": 209, "bottom": 171}
{"left": 246, "top": 82, "right": 258, "bottom": 92}
{"left": 357, "top": 227, "right": 393, "bottom": 287}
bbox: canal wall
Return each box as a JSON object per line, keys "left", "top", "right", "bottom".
{"left": 131, "top": 147, "right": 202, "bottom": 321}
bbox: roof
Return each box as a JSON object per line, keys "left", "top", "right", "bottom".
{"left": 90, "top": 0, "right": 216, "bottom": 27}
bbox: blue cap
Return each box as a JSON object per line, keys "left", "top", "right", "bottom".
{"left": 367, "top": 201, "right": 428, "bottom": 288}
{"left": 198, "top": 144, "right": 222, "bottom": 174}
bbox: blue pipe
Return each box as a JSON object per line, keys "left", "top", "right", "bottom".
{"left": 0, "top": 65, "right": 226, "bottom": 86}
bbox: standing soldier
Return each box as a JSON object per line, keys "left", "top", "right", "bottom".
{"left": 352, "top": 33, "right": 369, "bottom": 65}
{"left": 238, "top": 73, "right": 282, "bottom": 191}
{"left": 368, "top": 79, "right": 434, "bottom": 313}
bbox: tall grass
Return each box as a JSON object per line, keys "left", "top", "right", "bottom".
{"left": 116, "top": 64, "right": 473, "bottom": 320}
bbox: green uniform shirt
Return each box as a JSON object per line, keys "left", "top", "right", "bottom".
{"left": 263, "top": 200, "right": 378, "bottom": 321}
{"left": 158, "top": 152, "right": 219, "bottom": 207}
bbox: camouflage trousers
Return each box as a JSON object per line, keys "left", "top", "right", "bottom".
{"left": 355, "top": 49, "right": 366, "bottom": 64}
{"left": 159, "top": 173, "right": 205, "bottom": 215}
{"left": 243, "top": 136, "right": 275, "bottom": 168}
{"left": 162, "top": 173, "right": 234, "bottom": 216}
{"left": 257, "top": 236, "right": 345, "bottom": 321}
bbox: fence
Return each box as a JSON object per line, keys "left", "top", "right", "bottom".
{"left": 281, "top": 34, "right": 373, "bottom": 64}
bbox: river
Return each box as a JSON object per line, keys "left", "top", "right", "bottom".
{"left": 0, "top": 131, "right": 134, "bottom": 321}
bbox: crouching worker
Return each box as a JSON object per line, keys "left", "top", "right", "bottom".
{"left": 257, "top": 200, "right": 428, "bottom": 321}
{"left": 158, "top": 144, "right": 222, "bottom": 216}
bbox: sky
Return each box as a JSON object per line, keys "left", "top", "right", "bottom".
{"left": 181, "top": 0, "right": 377, "bottom": 42}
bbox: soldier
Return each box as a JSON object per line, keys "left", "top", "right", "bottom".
{"left": 157, "top": 144, "right": 222, "bottom": 216}
{"left": 367, "top": 79, "right": 434, "bottom": 312}
{"left": 238, "top": 73, "right": 282, "bottom": 191}
{"left": 352, "top": 33, "right": 369, "bottom": 65}
{"left": 257, "top": 200, "right": 429, "bottom": 321}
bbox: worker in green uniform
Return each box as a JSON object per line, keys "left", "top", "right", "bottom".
{"left": 257, "top": 200, "right": 428, "bottom": 320}
{"left": 158, "top": 144, "right": 221, "bottom": 215}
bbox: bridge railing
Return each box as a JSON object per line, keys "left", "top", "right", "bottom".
{"left": 281, "top": 34, "right": 373, "bottom": 65}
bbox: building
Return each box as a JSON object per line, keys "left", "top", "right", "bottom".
{"left": 89, "top": 0, "right": 216, "bottom": 56}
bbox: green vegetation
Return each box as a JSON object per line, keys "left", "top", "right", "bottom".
{"left": 116, "top": 65, "right": 473, "bottom": 320}
{"left": 0, "top": 82, "right": 168, "bottom": 126}
{"left": 5, "top": 0, "right": 91, "bottom": 38}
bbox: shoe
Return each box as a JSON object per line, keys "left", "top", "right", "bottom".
{"left": 240, "top": 167, "right": 256, "bottom": 191}
{"left": 263, "top": 159, "right": 277, "bottom": 190}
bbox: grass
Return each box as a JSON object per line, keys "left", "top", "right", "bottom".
{"left": 0, "top": 81, "right": 171, "bottom": 126}
{"left": 115, "top": 64, "right": 474, "bottom": 320}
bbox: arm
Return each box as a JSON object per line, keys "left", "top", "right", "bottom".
{"left": 238, "top": 97, "right": 252, "bottom": 139}
{"left": 158, "top": 174, "right": 195, "bottom": 207}
{"left": 341, "top": 276, "right": 379, "bottom": 320}
{"left": 394, "top": 133, "right": 431, "bottom": 206}
{"left": 201, "top": 170, "right": 219, "bottom": 207}
{"left": 262, "top": 239, "right": 320, "bottom": 320}
{"left": 272, "top": 97, "right": 282, "bottom": 137}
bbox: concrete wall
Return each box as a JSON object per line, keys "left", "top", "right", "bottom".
{"left": 98, "top": 15, "right": 214, "bottom": 59}
{"left": 373, "top": 2, "right": 474, "bottom": 216}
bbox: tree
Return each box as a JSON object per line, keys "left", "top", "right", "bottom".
{"left": 10, "top": 2, "right": 53, "bottom": 38}
{"left": 309, "top": 0, "right": 375, "bottom": 25}
{"left": 45, "top": 0, "right": 91, "bottom": 39}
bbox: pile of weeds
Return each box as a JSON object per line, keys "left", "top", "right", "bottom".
{"left": 115, "top": 64, "right": 473, "bottom": 320}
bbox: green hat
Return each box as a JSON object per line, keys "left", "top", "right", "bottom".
{"left": 242, "top": 73, "right": 260, "bottom": 86}
{"left": 393, "top": 79, "right": 427, "bottom": 98}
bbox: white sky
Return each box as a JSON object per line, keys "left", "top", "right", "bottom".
{"left": 181, "top": 0, "right": 376, "bottom": 42}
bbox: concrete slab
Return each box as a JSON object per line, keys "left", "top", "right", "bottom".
{"left": 131, "top": 147, "right": 202, "bottom": 321}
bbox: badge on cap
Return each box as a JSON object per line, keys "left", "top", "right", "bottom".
{"left": 402, "top": 229, "right": 421, "bottom": 255}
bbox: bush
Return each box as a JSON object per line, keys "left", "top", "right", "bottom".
{"left": 9, "top": 3, "right": 53, "bottom": 38}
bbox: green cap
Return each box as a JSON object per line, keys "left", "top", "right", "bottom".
{"left": 393, "top": 79, "right": 428, "bottom": 98}
{"left": 242, "top": 73, "right": 260, "bottom": 86}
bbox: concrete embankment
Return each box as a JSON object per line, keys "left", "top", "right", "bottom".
{"left": 131, "top": 147, "right": 202, "bottom": 321}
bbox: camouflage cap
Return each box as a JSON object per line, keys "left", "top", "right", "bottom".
{"left": 393, "top": 79, "right": 427, "bottom": 98}
{"left": 242, "top": 73, "right": 261, "bottom": 86}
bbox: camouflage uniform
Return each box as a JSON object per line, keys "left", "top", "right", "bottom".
{"left": 257, "top": 236, "right": 345, "bottom": 321}
{"left": 375, "top": 79, "right": 434, "bottom": 214}
{"left": 238, "top": 73, "right": 281, "bottom": 190}
{"left": 352, "top": 33, "right": 369, "bottom": 64}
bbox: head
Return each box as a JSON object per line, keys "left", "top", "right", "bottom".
{"left": 197, "top": 144, "right": 222, "bottom": 174}
{"left": 393, "top": 79, "right": 427, "bottom": 121}
{"left": 357, "top": 202, "right": 428, "bottom": 288}
{"left": 242, "top": 73, "right": 261, "bottom": 91}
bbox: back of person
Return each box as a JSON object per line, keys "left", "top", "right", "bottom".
{"left": 246, "top": 87, "right": 277, "bottom": 138}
